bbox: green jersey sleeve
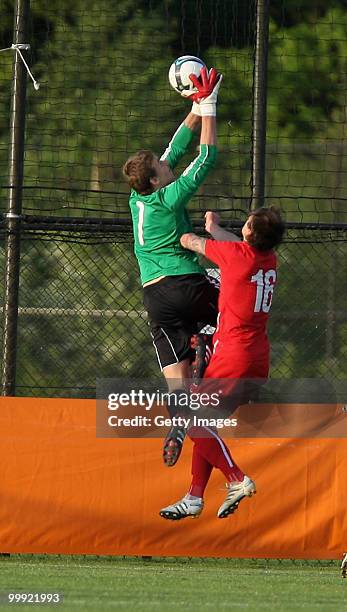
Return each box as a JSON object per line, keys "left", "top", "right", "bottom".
{"left": 160, "top": 144, "right": 217, "bottom": 211}
{"left": 160, "top": 123, "right": 195, "bottom": 169}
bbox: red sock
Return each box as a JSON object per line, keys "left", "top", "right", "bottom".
{"left": 189, "top": 444, "right": 213, "bottom": 497}
{"left": 188, "top": 426, "right": 244, "bottom": 483}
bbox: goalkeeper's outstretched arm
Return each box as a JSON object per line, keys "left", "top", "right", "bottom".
{"left": 161, "top": 66, "right": 222, "bottom": 209}
{"left": 160, "top": 111, "right": 201, "bottom": 170}
{"left": 191, "top": 67, "right": 222, "bottom": 146}
{"left": 161, "top": 67, "right": 222, "bottom": 167}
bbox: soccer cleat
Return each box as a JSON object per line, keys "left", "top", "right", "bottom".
{"left": 191, "top": 333, "right": 214, "bottom": 384}
{"left": 160, "top": 496, "right": 204, "bottom": 520}
{"left": 163, "top": 425, "right": 187, "bottom": 467}
{"left": 341, "top": 553, "right": 347, "bottom": 578}
{"left": 217, "top": 475, "right": 256, "bottom": 518}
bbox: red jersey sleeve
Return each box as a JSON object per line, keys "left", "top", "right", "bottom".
{"left": 204, "top": 239, "right": 241, "bottom": 268}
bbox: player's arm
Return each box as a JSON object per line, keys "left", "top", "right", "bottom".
{"left": 160, "top": 111, "right": 201, "bottom": 170}
{"left": 191, "top": 67, "right": 221, "bottom": 147}
{"left": 161, "top": 67, "right": 221, "bottom": 171}
{"left": 184, "top": 111, "right": 201, "bottom": 132}
{"left": 180, "top": 233, "right": 206, "bottom": 256}
{"left": 205, "top": 211, "right": 241, "bottom": 242}
{"left": 161, "top": 69, "right": 221, "bottom": 210}
{"left": 161, "top": 142, "right": 217, "bottom": 210}
{"left": 182, "top": 233, "right": 239, "bottom": 269}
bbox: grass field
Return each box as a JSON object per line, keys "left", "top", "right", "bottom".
{"left": 0, "top": 556, "right": 345, "bottom": 611}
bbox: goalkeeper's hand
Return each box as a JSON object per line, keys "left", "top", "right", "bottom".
{"left": 183, "top": 67, "right": 223, "bottom": 116}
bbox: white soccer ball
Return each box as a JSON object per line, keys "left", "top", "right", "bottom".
{"left": 168, "top": 55, "right": 206, "bottom": 95}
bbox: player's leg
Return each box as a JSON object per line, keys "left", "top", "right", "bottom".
{"left": 190, "top": 442, "right": 213, "bottom": 497}
{"left": 160, "top": 274, "right": 220, "bottom": 465}
{"left": 149, "top": 322, "right": 194, "bottom": 466}
{"left": 190, "top": 332, "right": 214, "bottom": 385}
{"left": 143, "top": 276, "right": 204, "bottom": 465}
{"left": 189, "top": 427, "right": 256, "bottom": 518}
{"left": 162, "top": 378, "right": 190, "bottom": 467}
{"left": 192, "top": 353, "right": 264, "bottom": 517}
{"left": 162, "top": 360, "right": 190, "bottom": 392}
{"left": 159, "top": 378, "right": 257, "bottom": 520}
{"left": 143, "top": 277, "right": 197, "bottom": 388}
{"left": 143, "top": 273, "right": 219, "bottom": 389}
{"left": 189, "top": 426, "right": 244, "bottom": 481}
{"left": 160, "top": 444, "right": 212, "bottom": 520}
{"left": 148, "top": 329, "right": 192, "bottom": 466}
{"left": 143, "top": 274, "right": 219, "bottom": 466}
{"left": 158, "top": 273, "right": 219, "bottom": 386}
{"left": 185, "top": 273, "right": 220, "bottom": 384}
{"left": 148, "top": 322, "right": 198, "bottom": 467}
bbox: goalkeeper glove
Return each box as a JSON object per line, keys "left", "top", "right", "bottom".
{"left": 191, "top": 101, "right": 201, "bottom": 116}
{"left": 183, "top": 67, "right": 223, "bottom": 116}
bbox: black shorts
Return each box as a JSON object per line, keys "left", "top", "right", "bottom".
{"left": 143, "top": 273, "right": 219, "bottom": 371}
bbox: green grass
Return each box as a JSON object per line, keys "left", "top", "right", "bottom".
{"left": 0, "top": 556, "right": 345, "bottom": 611}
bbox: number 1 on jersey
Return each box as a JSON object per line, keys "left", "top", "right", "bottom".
{"left": 136, "top": 201, "right": 145, "bottom": 245}
{"left": 251, "top": 268, "right": 276, "bottom": 313}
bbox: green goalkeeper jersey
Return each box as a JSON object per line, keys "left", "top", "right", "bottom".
{"left": 129, "top": 123, "right": 217, "bottom": 285}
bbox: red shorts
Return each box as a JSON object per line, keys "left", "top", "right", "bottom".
{"left": 198, "top": 342, "right": 269, "bottom": 415}
{"left": 204, "top": 349, "right": 269, "bottom": 380}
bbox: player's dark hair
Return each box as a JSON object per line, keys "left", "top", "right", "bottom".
{"left": 122, "top": 150, "right": 156, "bottom": 194}
{"left": 247, "top": 206, "right": 285, "bottom": 251}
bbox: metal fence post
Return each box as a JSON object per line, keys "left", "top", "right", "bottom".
{"left": 1, "top": 0, "right": 30, "bottom": 396}
{"left": 251, "top": 0, "right": 270, "bottom": 209}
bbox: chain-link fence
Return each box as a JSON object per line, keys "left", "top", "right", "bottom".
{"left": 1, "top": 1, "right": 347, "bottom": 396}
{"left": 1, "top": 217, "right": 346, "bottom": 397}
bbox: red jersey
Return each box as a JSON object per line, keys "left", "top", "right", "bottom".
{"left": 204, "top": 240, "right": 277, "bottom": 361}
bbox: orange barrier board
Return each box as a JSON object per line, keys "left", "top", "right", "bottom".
{"left": 0, "top": 397, "right": 346, "bottom": 558}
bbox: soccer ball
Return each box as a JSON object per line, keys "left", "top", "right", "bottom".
{"left": 168, "top": 55, "right": 205, "bottom": 95}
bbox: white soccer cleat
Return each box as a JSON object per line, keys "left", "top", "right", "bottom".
{"left": 217, "top": 475, "right": 256, "bottom": 518}
{"left": 160, "top": 496, "right": 204, "bottom": 521}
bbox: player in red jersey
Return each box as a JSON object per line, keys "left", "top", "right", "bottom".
{"left": 160, "top": 206, "right": 285, "bottom": 520}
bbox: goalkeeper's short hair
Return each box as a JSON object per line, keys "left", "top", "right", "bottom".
{"left": 123, "top": 150, "right": 156, "bottom": 195}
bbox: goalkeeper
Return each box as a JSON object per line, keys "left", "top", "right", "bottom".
{"left": 123, "top": 67, "right": 222, "bottom": 466}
